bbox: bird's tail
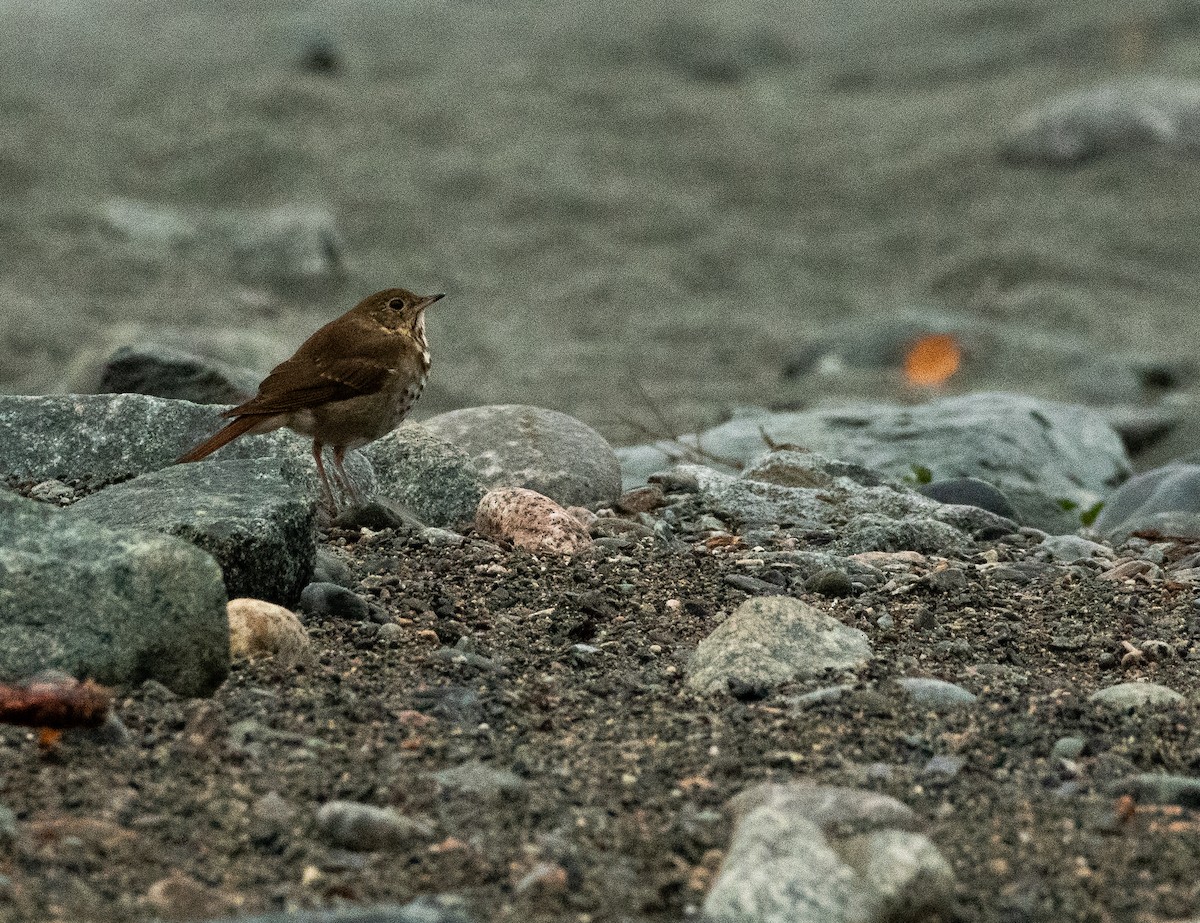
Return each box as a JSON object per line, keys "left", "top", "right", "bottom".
{"left": 176, "top": 416, "right": 262, "bottom": 464}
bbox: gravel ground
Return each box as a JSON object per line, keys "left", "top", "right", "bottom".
{"left": 3, "top": 522, "right": 1200, "bottom": 922}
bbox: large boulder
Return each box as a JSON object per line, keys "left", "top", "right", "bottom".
{"left": 362, "top": 423, "right": 486, "bottom": 529}
{"left": 422, "top": 404, "right": 621, "bottom": 507}
{"left": 0, "top": 491, "right": 229, "bottom": 697}
{"left": 69, "top": 458, "right": 318, "bottom": 606}
{"left": 1093, "top": 462, "right": 1200, "bottom": 543}
{"left": 621, "top": 393, "right": 1129, "bottom": 533}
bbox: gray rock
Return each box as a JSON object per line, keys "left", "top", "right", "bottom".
{"left": 312, "top": 549, "right": 355, "bottom": 588}
{"left": 0, "top": 393, "right": 376, "bottom": 503}
{"left": 1052, "top": 737, "right": 1087, "bottom": 760}
{"left": 422, "top": 404, "right": 621, "bottom": 507}
{"left": 707, "top": 781, "right": 954, "bottom": 923}
{"left": 1039, "top": 534, "right": 1113, "bottom": 563}
{"left": 299, "top": 583, "right": 368, "bottom": 622}
{"left": 684, "top": 456, "right": 1005, "bottom": 553}
{"left": 687, "top": 597, "right": 872, "bottom": 695}
{"left": 69, "top": 459, "right": 316, "bottom": 606}
{"left": 1003, "top": 79, "right": 1200, "bottom": 165}
{"left": 432, "top": 761, "right": 525, "bottom": 797}
{"left": 314, "top": 801, "right": 431, "bottom": 852}
{"left": 839, "top": 829, "right": 957, "bottom": 922}
{"left": 362, "top": 423, "right": 486, "bottom": 529}
{"left": 201, "top": 898, "right": 477, "bottom": 923}
{"left": 616, "top": 443, "right": 700, "bottom": 490}
{"left": 729, "top": 782, "right": 918, "bottom": 833}
{"left": 0, "top": 491, "right": 228, "bottom": 696}
{"left": 1089, "top": 682, "right": 1184, "bottom": 709}
{"left": 1094, "top": 463, "right": 1200, "bottom": 542}
{"left": 101, "top": 198, "right": 344, "bottom": 283}
{"left": 704, "top": 812, "right": 872, "bottom": 923}
{"left": 631, "top": 394, "right": 1128, "bottom": 534}
{"left": 98, "top": 342, "right": 259, "bottom": 405}
{"left": 896, "top": 677, "right": 978, "bottom": 711}
{"left": 1108, "top": 773, "right": 1200, "bottom": 808}
{"left": 918, "top": 476, "right": 1018, "bottom": 522}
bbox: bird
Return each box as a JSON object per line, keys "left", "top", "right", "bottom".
{"left": 176, "top": 287, "right": 444, "bottom": 512}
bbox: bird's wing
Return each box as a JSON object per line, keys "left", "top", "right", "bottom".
{"left": 224, "top": 322, "right": 399, "bottom": 417}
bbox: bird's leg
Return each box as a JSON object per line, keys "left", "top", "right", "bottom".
{"left": 311, "top": 440, "right": 337, "bottom": 514}
{"left": 332, "top": 446, "right": 361, "bottom": 505}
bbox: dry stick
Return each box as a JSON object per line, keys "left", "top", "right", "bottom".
{"left": 613, "top": 374, "right": 745, "bottom": 470}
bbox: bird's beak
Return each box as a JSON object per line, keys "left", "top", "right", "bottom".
{"left": 418, "top": 293, "right": 445, "bottom": 310}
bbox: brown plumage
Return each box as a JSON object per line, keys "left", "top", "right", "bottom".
{"left": 177, "top": 287, "right": 444, "bottom": 511}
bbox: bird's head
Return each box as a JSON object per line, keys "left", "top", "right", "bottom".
{"left": 358, "top": 288, "right": 445, "bottom": 332}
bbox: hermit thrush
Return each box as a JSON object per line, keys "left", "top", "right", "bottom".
{"left": 177, "top": 287, "right": 443, "bottom": 511}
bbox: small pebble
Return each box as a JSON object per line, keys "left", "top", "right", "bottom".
{"left": 315, "top": 801, "right": 430, "bottom": 851}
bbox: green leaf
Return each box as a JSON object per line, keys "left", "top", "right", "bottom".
{"left": 1079, "top": 501, "right": 1104, "bottom": 527}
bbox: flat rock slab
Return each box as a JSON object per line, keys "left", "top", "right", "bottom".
{"left": 688, "top": 596, "right": 872, "bottom": 695}
{"left": 69, "top": 458, "right": 317, "bottom": 606}
{"left": 683, "top": 453, "right": 1015, "bottom": 553}
{"left": 0, "top": 491, "right": 229, "bottom": 697}
{"left": 422, "top": 404, "right": 621, "bottom": 508}
{"left": 623, "top": 392, "right": 1129, "bottom": 533}
{"left": 0, "top": 393, "right": 377, "bottom": 505}
{"left": 0, "top": 393, "right": 296, "bottom": 486}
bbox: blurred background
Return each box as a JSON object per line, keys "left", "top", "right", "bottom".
{"left": 2, "top": 0, "right": 1200, "bottom": 463}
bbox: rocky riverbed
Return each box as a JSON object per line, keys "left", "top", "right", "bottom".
{"left": 7, "top": 1, "right": 1200, "bottom": 921}
{"left": 4, "top": 394, "right": 1200, "bottom": 923}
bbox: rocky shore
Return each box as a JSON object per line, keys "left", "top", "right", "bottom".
{"left": 3, "top": 390, "right": 1200, "bottom": 923}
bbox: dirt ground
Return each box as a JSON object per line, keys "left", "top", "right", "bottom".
{"left": 3, "top": 523, "right": 1200, "bottom": 923}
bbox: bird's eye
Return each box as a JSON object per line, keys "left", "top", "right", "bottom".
{"left": 387, "top": 298, "right": 405, "bottom": 311}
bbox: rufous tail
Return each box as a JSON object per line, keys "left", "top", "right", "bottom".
{"left": 176, "top": 416, "right": 262, "bottom": 464}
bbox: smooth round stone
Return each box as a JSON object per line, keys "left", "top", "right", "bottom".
{"left": 299, "top": 582, "right": 369, "bottom": 621}
{"left": 896, "top": 677, "right": 978, "bottom": 711}
{"left": 1052, "top": 736, "right": 1087, "bottom": 760}
{"left": 918, "top": 476, "right": 1018, "bottom": 522}
{"left": 1088, "top": 682, "right": 1184, "bottom": 709}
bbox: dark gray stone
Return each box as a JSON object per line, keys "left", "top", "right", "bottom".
{"left": 98, "top": 342, "right": 259, "bottom": 405}
{"left": 919, "top": 476, "right": 1018, "bottom": 522}
{"left": 1094, "top": 463, "right": 1200, "bottom": 542}
{"left": 362, "top": 423, "right": 486, "bottom": 529}
{"left": 422, "top": 404, "right": 621, "bottom": 507}
{"left": 300, "top": 582, "right": 368, "bottom": 621}
{"left": 0, "top": 491, "right": 229, "bottom": 696}
{"left": 69, "top": 458, "right": 317, "bottom": 606}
